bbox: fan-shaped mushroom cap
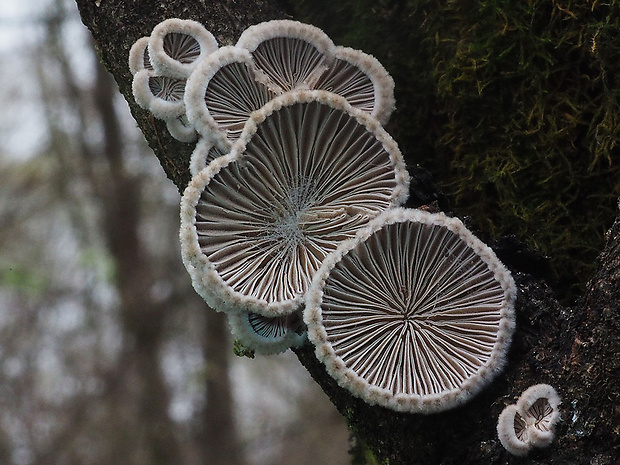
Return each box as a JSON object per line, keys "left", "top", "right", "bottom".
{"left": 228, "top": 310, "right": 306, "bottom": 355}
{"left": 497, "top": 404, "right": 532, "bottom": 457}
{"left": 189, "top": 136, "right": 232, "bottom": 176}
{"left": 236, "top": 19, "right": 335, "bottom": 93}
{"left": 148, "top": 18, "right": 218, "bottom": 79}
{"left": 313, "top": 46, "right": 396, "bottom": 125}
{"left": 180, "top": 90, "right": 409, "bottom": 317}
{"left": 132, "top": 69, "right": 186, "bottom": 119}
{"left": 128, "top": 36, "right": 153, "bottom": 75}
{"left": 304, "top": 208, "right": 516, "bottom": 413}
{"left": 185, "top": 46, "right": 278, "bottom": 142}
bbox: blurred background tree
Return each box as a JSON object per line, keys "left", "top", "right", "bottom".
{"left": 0, "top": 0, "right": 350, "bottom": 464}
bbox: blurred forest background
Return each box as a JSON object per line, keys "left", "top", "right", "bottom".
{"left": 0, "top": 0, "right": 350, "bottom": 464}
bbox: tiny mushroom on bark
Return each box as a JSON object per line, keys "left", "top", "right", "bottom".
{"left": 179, "top": 89, "right": 409, "bottom": 317}
{"left": 304, "top": 208, "right": 517, "bottom": 413}
{"left": 148, "top": 18, "right": 218, "bottom": 79}
{"left": 497, "top": 404, "right": 532, "bottom": 457}
{"left": 497, "top": 384, "right": 562, "bottom": 456}
{"left": 228, "top": 310, "right": 306, "bottom": 355}
{"left": 132, "top": 69, "right": 187, "bottom": 120}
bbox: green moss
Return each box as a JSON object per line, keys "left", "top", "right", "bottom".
{"left": 232, "top": 339, "right": 255, "bottom": 358}
{"left": 350, "top": 436, "right": 382, "bottom": 465}
{"left": 288, "top": 0, "right": 620, "bottom": 302}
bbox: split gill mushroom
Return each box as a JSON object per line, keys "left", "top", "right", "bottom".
{"left": 304, "top": 208, "right": 517, "bottom": 413}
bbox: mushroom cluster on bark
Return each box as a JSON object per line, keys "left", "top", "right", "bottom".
{"left": 129, "top": 18, "right": 521, "bottom": 412}
{"left": 497, "top": 384, "right": 562, "bottom": 456}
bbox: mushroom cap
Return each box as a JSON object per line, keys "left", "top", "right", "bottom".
{"left": 189, "top": 136, "right": 232, "bottom": 176}
{"left": 497, "top": 383, "right": 561, "bottom": 455}
{"left": 304, "top": 207, "right": 517, "bottom": 413}
{"left": 185, "top": 46, "right": 278, "bottom": 142}
{"left": 148, "top": 18, "right": 218, "bottom": 79}
{"left": 313, "top": 46, "right": 396, "bottom": 125}
{"left": 497, "top": 404, "right": 532, "bottom": 457}
{"left": 179, "top": 89, "right": 409, "bottom": 317}
{"left": 132, "top": 69, "right": 186, "bottom": 119}
{"left": 236, "top": 19, "right": 335, "bottom": 93}
{"left": 128, "top": 36, "right": 153, "bottom": 75}
{"left": 516, "top": 383, "right": 561, "bottom": 447}
{"left": 228, "top": 310, "right": 306, "bottom": 355}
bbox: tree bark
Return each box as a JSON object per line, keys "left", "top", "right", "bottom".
{"left": 75, "top": 1, "right": 620, "bottom": 464}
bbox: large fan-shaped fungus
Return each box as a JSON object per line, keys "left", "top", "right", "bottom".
{"left": 180, "top": 90, "right": 409, "bottom": 317}
{"left": 305, "top": 208, "right": 516, "bottom": 413}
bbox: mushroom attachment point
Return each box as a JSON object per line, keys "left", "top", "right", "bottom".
{"left": 179, "top": 90, "right": 409, "bottom": 317}
{"left": 166, "top": 114, "right": 198, "bottom": 144}
{"left": 304, "top": 208, "right": 517, "bottom": 413}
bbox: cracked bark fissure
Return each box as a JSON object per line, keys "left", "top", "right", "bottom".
{"left": 75, "top": 1, "right": 620, "bottom": 463}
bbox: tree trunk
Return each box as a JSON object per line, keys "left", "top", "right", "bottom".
{"left": 74, "top": 1, "right": 620, "bottom": 464}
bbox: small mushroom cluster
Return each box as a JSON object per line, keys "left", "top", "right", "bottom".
{"left": 130, "top": 19, "right": 517, "bottom": 411}
{"left": 130, "top": 19, "right": 218, "bottom": 142}
{"left": 497, "top": 384, "right": 562, "bottom": 456}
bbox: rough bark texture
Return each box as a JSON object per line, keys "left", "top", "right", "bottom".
{"left": 75, "top": 1, "right": 620, "bottom": 464}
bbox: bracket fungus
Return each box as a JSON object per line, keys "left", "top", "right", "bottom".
{"left": 179, "top": 90, "right": 409, "bottom": 318}
{"left": 228, "top": 310, "right": 306, "bottom": 355}
{"left": 497, "top": 384, "right": 562, "bottom": 456}
{"left": 131, "top": 18, "right": 397, "bottom": 149}
{"left": 304, "top": 208, "right": 516, "bottom": 413}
